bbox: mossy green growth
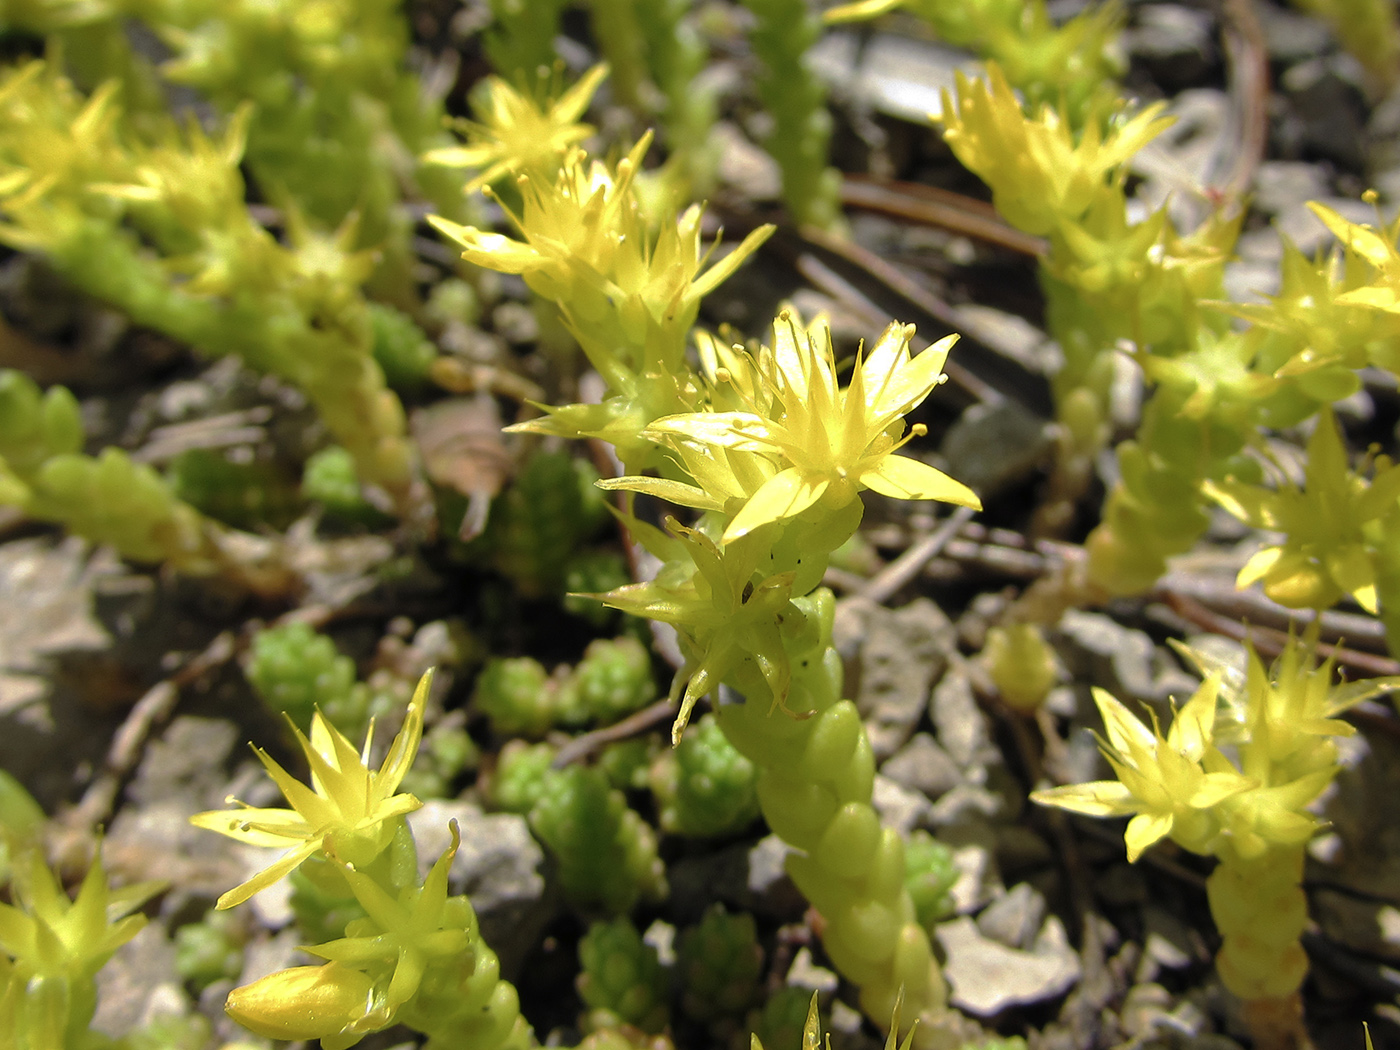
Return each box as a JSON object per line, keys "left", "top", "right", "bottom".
{"left": 652, "top": 713, "right": 761, "bottom": 837}
{"left": 245, "top": 620, "right": 381, "bottom": 738}
{"left": 167, "top": 448, "right": 300, "bottom": 532}
{"left": 369, "top": 302, "right": 437, "bottom": 391}
{"left": 576, "top": 917, "right": 671, "bottom": 1034}
{"left": 466, "top": 450, "right": 612, "bottom": 597}
{"left": 904, "top": 829, "right": 958, "bottom": 931}
{"left": 529, "top": 764, "right": 668, "bottom": 915}
{"left": 677, "top": 905, "right": 763, "bottom": 1021}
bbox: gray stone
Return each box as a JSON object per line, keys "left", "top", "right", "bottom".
{"left": 1281, "top": 57, "right": 1369, "bottom": 170}
{"left": 928, "top": 783, "right": 1003, "bottom": 828}
{"left": 940, "top": 400, "right": 1053, "bottom": 501}
{"left": 787, "top": 946, "right": 840, "bottom": 994}
{"left": 1142, "top": 905, "right": 1199, "bottom": 972}
{"left": 1123, "top": 5, "right": 1215, "bottom": 88}
{"left": 881, "top": 733, "right": 962, "bottom": 800}
{"left": 928, "top": 662, "right": 994, "bottom": 770}
{"left": 92, "top": 922, "right": 188, "bottom": 1037}
{"left": 855, "top": 599, "right": 955, "bottom": 759}
{"left": 748, "top": 834, "right": 806, "bottom": 919}
{"left": 976, "top": 882, "right": 1047, "bottom": 951}
{"left": 871, "top": 774, "right": 931, "bottom": 836}
{"left": 937, "top": 914, "right": 1081, "bottom": 1016}
{"left": 1256, "top": 3, "right": 1332, "bottom": 62}
{"left": 1313, "top": 888, "right": 1400, "bottom": 963}
{"left": 1055, "top": 611, "right": 1197, "bottom": 705}
{"left": 808, "top": 30, "right": 975, "bottom": 124}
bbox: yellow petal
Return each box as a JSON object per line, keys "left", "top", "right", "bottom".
{"left": 596, "top": 475, "right": 724, "bottom": 511}
{"left": 1124, "top": 811, "right": 1173, "bottom": 862}
{"left": 189, "top": 807, "right": 310, "bottom": 848}
{"left": 861, "top": 454, "right": 980, "bottom": 507}
{"left": 723, "top": 468, "right": 828, "bottom": 543}
{"left": 1236, "top": 546, "right": 1283, "bottom": 589}
{"left": 1030, "top": 780, "right": 1138, "bottom": 816}
{"left": 216, "top": 840, "right": 321, "bottom": 911}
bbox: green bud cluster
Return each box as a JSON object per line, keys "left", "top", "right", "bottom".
{"left": 652, "top": 713, "right": 761, "bottom": 838}
{"left": 577, "top": 917, "right": 671, "bottom": 1034}
{"left": 564, "top": 550, "right": 633, "bottom": 627}
{"left": 174, "top": 910, "right": 246, "bottom": 992}
{"left": 245, "top": 621, "right": 372, "bottom": 737}
{"left": 904, "top": 830, "right": 958, "bottom": 931}
{"left": 302, "top": 445, "right": 387, "bottom": 525}
{"left": 747, "top": 985, "right": 819, "bottom": 1050}
{"left": 528, "top": 764, "right": 668, "bottom": 916}
{"left": 483, "top": 0, "right": 569, "bottom": 82}
{"left": 167, "top": 448, "right": 300, "bottom": 532}
{"left": 573, "top": 636, "right": 656, "bottom": 725}
{"left": 369, "top": 302, "right": 438, "bottom": 392}
{"left": 491, "top": 741, "right": 558, "bottom": 815}
{"left": 475, "top": 635, "right": 656, "bottom": 736}
{"left": 599, "top": 738, "right": 659, "bottom": 792}
{"left": 739, "top": 0, "right": 842, "bottom": 229}
{"left": 676, "top": 906, "right": 763, "bottom": 1022}
{"left": 470, "top": 450, "right": 611, "bottom": 597}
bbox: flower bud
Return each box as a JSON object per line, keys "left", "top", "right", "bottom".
{"left": 226, "top": 963, "right": 376, "bottom": 1043}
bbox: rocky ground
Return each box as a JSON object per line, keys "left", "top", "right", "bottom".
{"left": 4, "top": 2, "right": 1400, "bottom": 1049}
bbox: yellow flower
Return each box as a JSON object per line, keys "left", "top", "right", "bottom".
{"left": 226, "top": 963, "right": 377, "bottom": 1048}
{"left": 423, "top": 64, "right": 609, "bottom": 193}
{"left": 1032, "top": 678, "right": 1254, "bottom": 861}
{"left": 614, "top": 312, "right": 980, "bottom": 544}
{"left": 596, "top": 518, "right": 799, "bottom": 742}
{"left": 191, "top": 670, "right": 431, "bottom": 909}
{"left": 1206, "top": 407, "right": 1400, "bottom": 614}
{"left": 306, "top": 823, "right": 472, "bottom": 1023}
{"left": 938, "top": 63, "right": 1172, "bottom": 236}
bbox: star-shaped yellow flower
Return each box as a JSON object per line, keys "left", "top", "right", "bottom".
{"left": 1206, "top": 407, "right": 1400, "bottom": 615}
{"left": 1032, "top": 678, "right": 1254, "bottom": 861}
{"left": 191, "top": 671, "right": 431, "bottom": 909}
{"left": 423, "top": 64, "right": 608, "bottom": 193}
{"left": 625, "top": 312, "right": 980, "bottom": 543}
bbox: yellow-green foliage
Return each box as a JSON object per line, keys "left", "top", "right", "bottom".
{"left": 1035, "top": 632, "right": 1400, "bottom": 1000}
{"left": 830, "top": 0, "right": 1124, "bottom": 122}
{"left": 0, "top": 369, "right": 221, "bottom": 569}
{"left": 430, "top": 68, "right": 773, "bottom": 471}
{"left": 194, "top": 674, "right": 532, "bottom": 1050}
{"left": 434, "top": 87, "right": 981, "bottom": 1030}
{"left": 0, "top": 60, "right": 417, "bottom": 509}
{"left": 0, "top": 848, "right": 164, "bottom": 1049}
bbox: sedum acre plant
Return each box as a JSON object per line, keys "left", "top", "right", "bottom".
{"left": 0, "top": 60, "right": 420, "bottom": 515}
{"left": 0, "top": 847, "right": 164, "bottom": 1050}
{"left": 1034, "top": 632, "right": 1400, "bottom": 1048}
{"left": 432, "top": 78, "right": 982, "bottom": 1034}
{"left": 192, "top": 672, "right": 530, "bottom": 1050}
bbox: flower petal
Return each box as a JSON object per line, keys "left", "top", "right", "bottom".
{"left": 722, "top": 468, "right": 828, "bottom": 542}
{"left": 860, "top": 454, "right": 980, "bottom": 507}
{"left": 1030, "top": 780, "right": 1138, "bottom": 816}
{"left": 1124, "top": 811, "right": 1173, "bottom": 862}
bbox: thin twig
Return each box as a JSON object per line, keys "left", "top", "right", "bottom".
{"left": 55, "top": 630, "right": 238, "bottom": 853}
{"left": 840, "top": 176, "right": 1047, "bottom": 257}
{"left": 1217, "top": 0, "right": 1271, "bottom": 206}
{"left": 857, "top": 504, "right": 978, "bottom": 605}
{"left": 551, "top": 698, "right": 679, "bottom": 768}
